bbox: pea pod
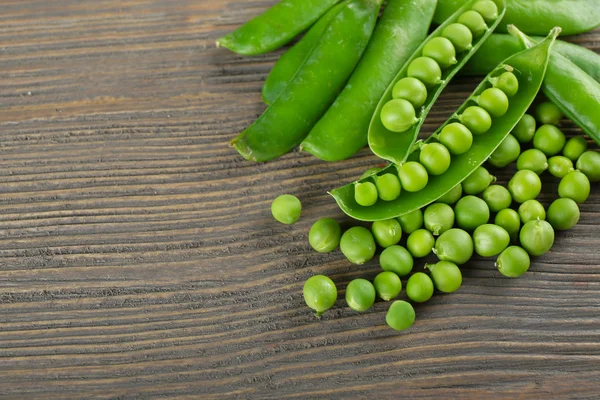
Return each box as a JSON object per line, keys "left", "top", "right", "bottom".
{"left": 368, "top": 0, "right": 507, "bottom": 164}
{"left": 298, "top": 0, "right": 437, "bottom": 161}
{"left": 231, "top": 0, "right": 382, "bottom": 162}
{"left": 330, "top": 29, "right": 558, "bottom": 222}
{"left": 216, "top": 0, "right": 340, "bottom": 56}
{"left": 433, "top": 0, "right": 600, "bottom": 36}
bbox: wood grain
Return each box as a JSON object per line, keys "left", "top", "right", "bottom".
{"left": 1, "top": 1, "right": 599, "bottom": 398}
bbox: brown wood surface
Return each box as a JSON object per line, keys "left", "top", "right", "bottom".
{"left": 1, "top": 1, "right": 599, "bottom": 398}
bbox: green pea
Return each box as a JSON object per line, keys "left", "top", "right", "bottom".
{"left": 423, "top": 37, "right": 457, "bottom": 69}
{"left": 406, "top": 272, "right": 434, "bottom": 303}
{"left": 424, "top": 203, "right": 455, "bottom": 235}
{"left": 491, "top": 71, "right": 519, "bottom": 97}
{"left": 345, "top": 279, "right": 376, "bottom": 312}
{"left": 512, "top": 114, "right": 536, "bottom": 143}
{"left": 442, "top": 23, "right": 473, "bottom": 53}
{"left": 397, "top": 209, "right": 423, "bottom": 234}
{"left": 533, "top": 125, "right": 566, "bottom": 156}
{"left": 471, "top": 0, "right": 499, "bottom": 22}
{"left": 535, "top": 101, "right": 563, "bottom": 125}
{"left": 303, "top": 275, "right": 337, "bottom": 316}
{"left": 406, "top": 229, "right": 435, "bottom": 258}
{"left": 372, "top": 218, "right": 402, "bottom": 248}
{"left": 438, "top": 123, "right": 473, "bottom": 155}
{"left": 558, "top": 170, "right": 590, "bottom": 204}
{"left": 354, "top": 181, "right": 378, "bottom": 207}
{"left": 519, "top": 220, "right": 555, "bottom": 257}
{"left": 392, "top": 77, "right": 428, "bottom": 108}
{"left": 462, "top": 166, "right": 495, "bottom": 195}
{"left": 473, "top": 224, "right": 510, "bottom": 257}
{"left": 458, "top": 10, "right": 487, "bottom": 37}
{"left": 373, "top": 271, "right": 402, "bottom": 301}
{"left": 420, "top": 142, "right": 451, "bottom": 176}
{"left": 407, "top": 56, "right": 442, "bottom": 86}
{"left": 477, "top": 87, "right": 509, "bottom": 118}
{"left": 517, "top": 149, "right": 548, "bottom": 175}
{"left": 482, "top": 185, "right": 512, "bottom": 212}
{"left": 459, "top": 106, "right": 492, "bottom": 135}
{"left": 494, "top": 209, "right": 521, "bottom": 241}
{"left": 508, "top": 170, "right": 541, "bottom": 203}
{"left": 380, "top": 245, "right": 414, "bottom": 277}
{"left": 271, "top": 194, "right": 301, "bottom": 224}
{"left": 576, "top": 151, "right": 600, "bottom": 182}
{"left": 360, "top": 166, "right": 381, "bottom": 180}
{"left": 518, "top": 199, "right": 546, "bottom": 223}
{"left": 496, "top": 246, "right": 530, "bottom": 278}
{"left": 380, "top": 99, "right": 418, "bottom": 133}
{"left": 386, "top": 300, "right": 416, "bottom": 331}
{"left": 563, "top": 136, "right": 588, "bottom": 162}
{"left": 426, "top": 261, "right": 462, "bottom": 293}
{"left": 308, "top": 218, "right": 341, "bottom": 253}
{"left": 437, "top": 184, "right": 463, "bottom": 205}
{"left": 375, "top": 173, "right": 401, "bottom": 201}
{"left": 455, "top": 195, "right": 490, "bottom": 231}
{"left": 434, "top": 228, "right": 474, "bottom": 265}
{"left": 488, "top": 134, "right": 520, "bottom": 168}
{"left": 340, "top": 226, "right": 376, "bottom": 265}
{"left": 548, "top": 155, "right": 574, "bottom": 178}
{"left": 398, "top": 161, "right": 429, "bottom": 192}
{"left": 547, "top": 198, "right": 580, "bottom": 231}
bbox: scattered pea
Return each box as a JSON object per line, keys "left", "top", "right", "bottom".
{"left": 373, "top": 271, "right": 402, "bottom": 301}
{"left": 354, "top": 181, "right": 378, "bottom": 206}
{"left": 547, "top": 198, "right": 580, "bottom": 230}
{"left": 423, "top": 37, "right": 457, "bottom": 69}
{"left": 386, "top": 300, "right": 416, "bottom": 331}
{"left": 437, "top": 183, "right": 463, "bottom": 205}
{"left": 420, "top": 142, "right": 451, "bottom": 176}
{"left": 460, "top": 106, "right": 492, "bottom": 135}
{"left": 441, "top": 23, "right": 473, "bottom": 53}
{"left": 548, "top": 155, "right": 574, "bottom": 178}
{"left": 399, "top": 161, "right": 429, "bottom": 192}
{"left": 426, "top": 261, "right": 462, "bottom": 293}
{"left": 406, "top": 228, "right": 435, "bottom": 258}
{"left": 478, "top": 87, "right": 509, "bottom": 118}
{"left": 380, "top": 99, "right": 418, "bottom": 133}
{"left": 508, "top": 170, "right": 542, "bottom": 203}
{"left": 518, "top": 199, "right": 546, "bottom": 223}
{"left": 520, "top": 219, "right": 555, "bottom": 257}
{"left": 345, "top": 279, "right": 376, "bottom": 312}
{"left": 576, "top": 151, "right": 600, "bottom": 182}
{"left": 375, "top": 173, "right": 401, "bottom": 201}
{"left": 533, "top": 125, "right": 566, "bottom": 156}
{"left": 496, "top": 246, "right": 530, "bottom": 278}
{"left": 407, "top": 56, "right": 442, "bottom": 86}
{"left": 380, "top": 245, "right": 414, "bottom": 277}
{"left": 488, "top": 134, "right": 520, "bottom": 168}
{"left": 372, "top": 218, "right": 403, "bottom": 248}
{"left": 438, "top": 123, "right": 473, "bottom": 155}
{"left": 392, "top": 77, "right": 428, "bottom": 108}
{"left": 558, "top": 170, "right": 590, "bottom": 203}
{"left": 397, "top": 208, "right": 424, "bottom": 234}
{"left": 512, "top": 114, "right": 536, "bottom": 143}
{"left": 495, "top": 208, "right": 521, "bottom": 241}
{"left": 406, "top": 272, "right": 434, "bottom": 303}
{"left": 482, "top": 185, "right": 512, "bottom": 212}
{"left": 309, "top": 218, "right": 341, "bottom": 253}
{"left": 535, "top": 101, "right": 563, "bottom": 125}
{"left": 303, "top": 275, "right": 337, "bottom": 316}
{"left": 455, "top": 195, "right": 490, "bottom": 231}
{"left": 434, "top": 228, "right": 474, "bottom": 265}
{"left": 340, "top": 226, "right": 376, "bottom": 264}
{"left": 462, "top": 166, "right": 495, "bottom": 195}
{"left": 517, "top": 148, "right": 548, "bottom": 175}
{"left": 563, "top": 136, "right": 588, "bottom": 161}
{"left": 271, "top": 194, "right": 301, "bottom": 224}
{"left": 473, "top": 224, "right": 510, "bottom": 257}
{"left": 458, "top": 10, "right": 487, "bottom": 37}
{"left": 424, "top": 203, "right": 455, "bottom": 235}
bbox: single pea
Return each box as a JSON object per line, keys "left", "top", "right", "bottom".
{"left": 462, "top": 166, "right": 495, "bottom": 195}
{"left": 488, "top": 134, "right": 520, "bottom": 168}
{"left": 424, "top": 203, "right": 455, "bottom": 236}
{"left": 386, "top": 300, "right": 416, "bottom": 331}
{"left": 380, "top": 99, "right": 418, "bottom": 133}
{"left": 437, "top": 184, "right": 463, "bottom": 205}
{"left": 512, "top": 114, "right": 536, "bottom": 143}
{"left": 419, "top": 142, "right": 451, "bottom": 176}
{"left": 517, "top": 148, "right": 548, "bottom": 175}
{"left": 518, "top": 199, "right": 546, "bottom": 224}
{"left": 271, "top": 194, "right": 301, "bottom": 224}
{"left": 406, "top": 229, "right": 435, "bottom": 258}
{"left": 423, "top": 36, "right": 457, "bottom": 69}
{"left": 360, "top": 166, "right": 381, "bottom": 180}
{"left": 459, "top": 106, "right": 492, "bottom": 135}
{"left": 563, "top": 136, "right": 588, "bottom": 162}
{"left": 482, "top": 185, "right": 512, "bottom": 212}
{"left": 520, "top": 219, "right": 555, "bottom": 257}
{"left": 398, "top": 161, "right": 429, "bottom": 192}
{"left": 354, "top": 181, "right": 378, "bottom": 207}
{"left": 535, "top": 101, "right": 563, "bottom": 125}
{"left": 375, "top": 173, "right": 401, "bottom": 201}
{"left": 380, "top": 245, "right": 414, "bottom": 277}
{"left": 547, "top": 198, "right": 580, "bottom": 230}
{"left": 458, "top": 10, "right": 487, "bottom": 37}
{"left": 303, "top": 275, "right": 337, "bottom": 316}
{"left": 472, "top": 0, "right": 499, "bottom": 21}
{"left": 392, "top": 77, "right": 428, "bottom": 108}
{"left": 308, "top": 218, "right": 341, "bottom": 253}
{"left": 508, "top": 170, "right": 541, "bottom": 203}
{"left": 438, "top": 123, "right": 473, "bottom": 155}
{"left": 345, "top": 279, "right": 376, "bottom": 312}
{"left": 478, "top": 87, "right": 509, "bottom": 118}
{"left": 407, "top": 56, "right": 442, "bottom": 86}
{"left": 491, "top": 71, "right": 519, "bottom": 97}
{"left": 495, "top": 209, "right": 521, "bottom": 241}
{"left": 533, "top": 125, "right": 566, "bottom": 156}
{"left": 340, "top": 226, "right": 376, "bottom": 265}
{"left": 576, "top": 151, "right": 600, "bottom": 182}
{"left": 558, "top": 170, "right": 590, "bottom": 204}
{"left": 434, "top": 228, "right": 474, "bottom": 265}
{"left": 473, "top": 224, "right": 510, "bottom": 257}
{"left": 426, "top": 261, "right": 462, "bottom": 293}
{"left": 548, "top": 155, "right": 574, "bottom": 178}
{"left": 406, "top": 272, "right": 434, "bottom": 303}
{"left": 397, "top": 208, "right": 423, "bottom": 234}
{"left": 373, "top": 271, "right": 402, "bottom": 301}
{"left": 454, "top": 195, "right": 490, "bottom": 231}
{"left": 441, "top": 23, "right": 473, "bottom": 52}
{"left": 372, "top": 218, "right": 403, "bottom": 248}
{"left": 496, "top": 246, "right": 530, "bottom": 278}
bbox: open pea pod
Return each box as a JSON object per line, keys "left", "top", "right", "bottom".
{"left": 331, "top": 28, "right": 558, "bottom": 222}
{"left": 368, "top": 0, "right": 507, "bottom": 164}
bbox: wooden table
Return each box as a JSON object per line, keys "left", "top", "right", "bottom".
{"left": 1, "top": 1, "right": 599, "bottom": 398}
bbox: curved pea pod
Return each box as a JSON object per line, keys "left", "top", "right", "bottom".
{"left": 330, "top": 29, "right": 558, "bottom": 222}
{"left": 433, "top": 0, "right": 600, "bottom": 36}
{"left": 230, "top": 0, "right": 383, "bottom": 162}
{"left": 368, "top": 0, "right": 507, "bottom": 165}
{"left": 216, "top": 0, "right": 340, "bottom": 56}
